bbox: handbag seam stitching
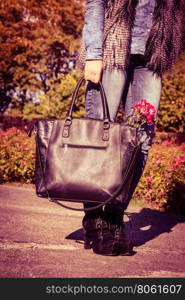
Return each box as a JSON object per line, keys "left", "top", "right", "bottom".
{"left": 119, "top": 125, "right": 122, "bottom": 193}
{"left": 42, "top": 120, "right": 55, "bottom": 199}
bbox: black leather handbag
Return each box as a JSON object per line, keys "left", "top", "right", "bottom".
{"left": 30, "top": 77, "right": 140, "bottom": 211}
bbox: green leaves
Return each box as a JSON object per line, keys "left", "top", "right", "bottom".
{"left": 0, "top": 127, "right": 35, "bottom": 183}
{"left": 157, "top": 53, "right": 185, "bottom": 133}
{"left": 132, "top": 136, "right": 185, "bottom": 214}
{"left": 22, "top": 71, "right": 85, "bottom": 120}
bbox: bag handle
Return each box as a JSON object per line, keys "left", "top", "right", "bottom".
{"left": 66, "top": 76, "right": 110, "bottom": 121}
{"left": 62, "top": 77, "right": 111, "bottom": 141}
{"left": 28, "top": 77, "right": 111, "bottom": 139}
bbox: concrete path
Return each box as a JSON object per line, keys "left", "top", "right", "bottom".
{"left": 0, "top": 184, "right": 185, "bottom": 278}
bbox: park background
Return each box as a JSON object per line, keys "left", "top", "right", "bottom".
{"left": 0, "top": 0, "right": 185, "bottom": 215}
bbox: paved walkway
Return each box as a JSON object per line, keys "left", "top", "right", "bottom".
{"left": 0, "top": 184, "right": 185, "bottom": 278}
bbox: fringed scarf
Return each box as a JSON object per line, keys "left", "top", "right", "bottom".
{"left": 77, "top": 0, "right": 184, "bottom": 75}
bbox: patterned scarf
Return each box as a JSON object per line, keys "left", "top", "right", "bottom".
{"left": 77, "top": 0, "right": 184, "bottom": 75}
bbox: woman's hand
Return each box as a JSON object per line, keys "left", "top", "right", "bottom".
{"left": 84, "top": 60, "right": 103, "bottom": 83}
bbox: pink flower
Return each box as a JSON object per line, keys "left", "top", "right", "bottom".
{"left": 140, "top": 107, "right": 147, "bottom": 113}
{"left": 148, "top": 189, "right": 153, "bottom": 194}
{"left": 156, "top": 159, "right": 161, "bottom": 165}
{"left": 171, "top": 163, "right": 180, "bottom": 169}
{"left": 146, "top": 176, "right": 152, "bottom": 184}
{"left": 159, "top": 192, "right": 165, "bottom": 197}
{"left": 140, "top": 99, "right": 147, "bottom": 105}
{"left": 171, "top": 157, "right": 185, "bottom": 169}
{"left": 149, "top": 107, "right": 156, "bottom": 115}
{"left": 162, "top": 141, "right": 172, "bottom": 146}
{"left": 177, "top": 156, "right": 185, "bottom": 163}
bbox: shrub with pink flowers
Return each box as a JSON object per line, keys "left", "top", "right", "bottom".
{"left": 132, "top": 139, "right": 185, "bottom": 214}
{"left": 0, "top": 127, "right": 35, "bottom": 183}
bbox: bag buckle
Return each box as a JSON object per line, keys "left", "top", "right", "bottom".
{"left": 62, "top": 117, "right": 72, "bottom": 138}
{"left": 102, "top": 120, "right": 110, "bottom": 141}
{"left": 65, "top": 117, "right": 72, "bottom": 126}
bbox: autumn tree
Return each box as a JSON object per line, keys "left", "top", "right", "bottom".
{"left": 0, "top": 0, "right": 84, "bottom": 114}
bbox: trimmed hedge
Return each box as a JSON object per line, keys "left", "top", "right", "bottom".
{"left": 0, "top": 127, "right": 185, "bottom": 214}
{"left": 0, "top": 128, "right": 35, "bottom": 183}
{"left": 156, "top": 54, "right": 185, "bottom": 133}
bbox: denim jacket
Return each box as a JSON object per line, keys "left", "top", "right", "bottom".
{"left": 83, "top": 0, "right": 155, "bottom": 59}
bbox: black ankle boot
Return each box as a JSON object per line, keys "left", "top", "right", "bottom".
{"left": 92, "top": 219, "right": 119, "bottom": 256}
{"left": 92, "top": 206, "right": 133, "bottom": 256}
{"left": 82, "top": 208, "right": 103, "bottom": 249}
{"left": 82, "top": 215, "right": 100, "bottom": 249}
{"left": 111, "top": 222, "right": 133, "bottom": 256}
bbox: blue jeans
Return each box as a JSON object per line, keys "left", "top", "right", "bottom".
{"left": 85, "top": 55, "right": 162, "bottom": 211}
